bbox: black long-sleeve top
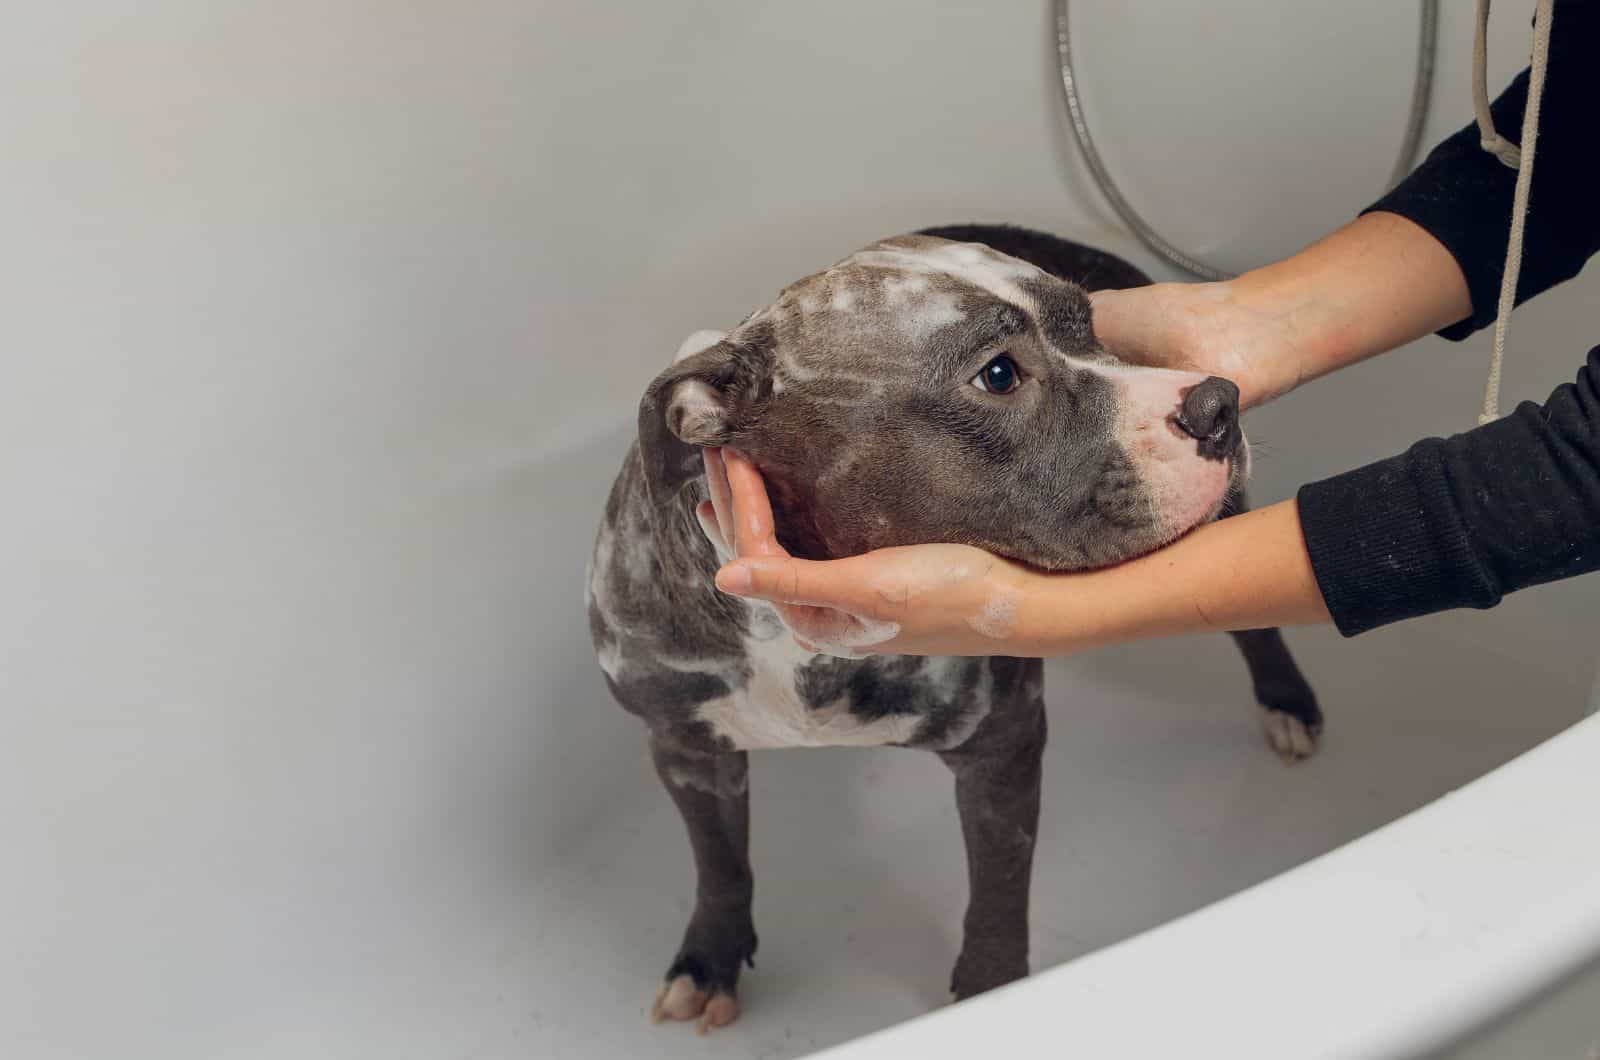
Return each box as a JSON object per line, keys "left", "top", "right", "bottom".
{"left": 1296, "top": 0, "right": 1600, "bottom": 635}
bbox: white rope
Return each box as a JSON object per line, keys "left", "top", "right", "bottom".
{"left": 1473, "top": 0, "right": 1524, "bottom": 168}
{"left": 1476, "top": 0, "right": 1556, "bottom": 426}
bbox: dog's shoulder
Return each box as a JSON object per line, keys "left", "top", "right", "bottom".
{"left": 587, "top": 447, "right": 754, "bottom": 722}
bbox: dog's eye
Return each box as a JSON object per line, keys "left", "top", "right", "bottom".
{"left": 971, "top": 355, "right": 1021, "bottom": 395}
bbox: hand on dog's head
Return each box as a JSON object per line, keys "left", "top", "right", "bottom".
{"left": 640, "top": 234, "right": 1245, "bottom": 572}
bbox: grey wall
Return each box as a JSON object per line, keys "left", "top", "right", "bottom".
{"left": 2, "top": 2, "right": 1592, "bottom": 1057}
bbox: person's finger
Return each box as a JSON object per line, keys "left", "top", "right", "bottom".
{"left": 701, "top": 448, "right": 734, "bottom": 543}
{"left": 694, "top": 500, "right": 730, "bottom": 557}
{"left": 716, "top": 555, "right": 877, "bottom": 613}
{"left": 722, "top": 449, "right": 788, "bottom": 559}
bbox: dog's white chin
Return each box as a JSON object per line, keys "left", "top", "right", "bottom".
{"left": 1108, "top": 361, "right": 1250, "bottom": 544}
{"left": 1150, "top": 444, "right": 1247, "bottom": 549}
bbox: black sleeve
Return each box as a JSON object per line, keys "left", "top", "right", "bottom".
{"left": 1297, "top": 346, "right": 1600, "bottom": 636}
{"left": 1361, "top": 0, "right": 1600, "bottom": 340}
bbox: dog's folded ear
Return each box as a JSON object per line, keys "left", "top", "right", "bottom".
{"left": 637, "top": 328, "right": 771, "bottom": 509}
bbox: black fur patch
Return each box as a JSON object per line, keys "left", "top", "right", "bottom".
{"left": 917, "top": 222, "right": 1153, "bottom": 290}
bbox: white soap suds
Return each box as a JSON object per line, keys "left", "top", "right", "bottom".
{"left": 800, "top": 616, "right": 902, "bottom": 660}
{"left": 966, "top": 584, "right": 1022, "bottom": 640}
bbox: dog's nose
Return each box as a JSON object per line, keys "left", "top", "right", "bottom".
{"left": 1175, "top": 376, "right": 1241, "bottom": 460}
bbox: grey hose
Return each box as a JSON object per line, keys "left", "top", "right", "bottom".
{"left": 1054, "top": 1, "right": 1440, "bottom": 281}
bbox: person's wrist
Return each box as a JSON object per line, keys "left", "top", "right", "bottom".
{"left": 1216, "top": 212, "right": 1469, "bottom": 404}
{"left": 1210, "top": 273, "right": 1344, "bottom": 409}
{"left": 1007, "top": 566, "right": 1103, "bottom": 658}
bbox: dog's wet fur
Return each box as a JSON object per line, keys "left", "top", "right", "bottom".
{"left": 587, "top": 224, "right": 1322, "bottom": 1030}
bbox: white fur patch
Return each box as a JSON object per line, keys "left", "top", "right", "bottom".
{"left": 1100, "top": 363, "right": 1237, "bottom": 540}
{"left": 1263, "top": 710, "right": 1319, "bottom": 762}
{"left": 693, "top": 636, "right": 921, "bottom": 750}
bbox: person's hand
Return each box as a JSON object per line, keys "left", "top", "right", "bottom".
{"left": 1089, "top": 211, "right": 1479, "bottom": 410}
{"left": 695, "top": 449, "right": 1040, "bottom": 658}
{"left": 1089, "top": 281, "right": 1308, "bottom": 410}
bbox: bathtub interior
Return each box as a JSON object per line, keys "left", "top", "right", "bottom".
{"left": 506, "top": 425, "right": 1597, "bottom": 1060}
{"left": 4, "top": 2, "right": 1599, "bottom": 1058}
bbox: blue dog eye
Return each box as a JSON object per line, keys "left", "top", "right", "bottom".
{"left": 972, "top": 355, "right": 1020, "bottom": 395}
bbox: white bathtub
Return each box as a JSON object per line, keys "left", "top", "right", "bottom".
{"left": 812, "top": 712, "right": 1600, "bottom": 1060}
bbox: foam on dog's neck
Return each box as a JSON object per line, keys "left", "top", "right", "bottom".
{"left": 800, "top": 616, "right": 903, "bottom": 659}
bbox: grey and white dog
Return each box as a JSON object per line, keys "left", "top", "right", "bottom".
{"left": 586, "top": 224, "right": 1321, "bottom": 1032}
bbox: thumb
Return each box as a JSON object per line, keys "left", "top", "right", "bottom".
{"left": 715, "top": 555, "right": 877, "bottom": 613}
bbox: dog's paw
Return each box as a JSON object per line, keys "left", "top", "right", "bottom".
{"left": 651, "top": 975, "right": 739, "bottom": 1034}
{"left": 650, "top": 918, "right": 755, "bottom": 1034}
{"left": 949, "top": 945, "right": 1028, "bottom": 1002}
{"left": 1262, "top": 708, "right": 1319, "bottom": 762}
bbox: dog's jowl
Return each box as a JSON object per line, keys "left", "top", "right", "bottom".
{"left": 586, "top": 223, "right": 1322, "bottom": 1032}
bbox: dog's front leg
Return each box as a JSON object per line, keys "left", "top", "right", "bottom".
{"left": 938, "top": 689, "right": 1046, "bottom": 1001}
{"left": 648, "top": 737, "right": 757, "bottom": 1033}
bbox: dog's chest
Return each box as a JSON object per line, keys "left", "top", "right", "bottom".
{"left": 694, "top": 626, "right": 989, "bottom": 752}
{"left": 588, "top": 477, "right": 994, "bottom": 754}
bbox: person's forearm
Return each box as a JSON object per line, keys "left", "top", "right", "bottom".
{"left": 1012, "top": 500, "right": 1331, "bottom": 655}
{"left": 1299, "top": 344, "right": 1600, "bottom": 636}
{"left": 1225, "top": 212, "right": 1473, "bottom": 400}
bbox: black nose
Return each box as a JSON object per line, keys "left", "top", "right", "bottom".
{"left": 1175, "top": 376, "right": 1241, "bottom": 460}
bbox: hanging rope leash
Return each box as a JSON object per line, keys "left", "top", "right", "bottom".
{"left": 1476, "top": 0, "right": 1555, "bottom": 425}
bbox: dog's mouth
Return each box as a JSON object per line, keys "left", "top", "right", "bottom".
{"left": 1068, "top": 442, "right": 1247, "bottom": 570}
{"left": 756, "top": 430, "right": 1247, "bottom": 574}
{"left": 759, "top": 470, "right": 841, "bottom": 562}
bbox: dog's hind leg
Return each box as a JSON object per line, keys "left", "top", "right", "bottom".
{"left": 1229, "top": 626, "right": 1323, "bottom": 761}
{"left": 938, "top": 665, "right": 1046, "bottom": 1001}
{"left": 1220, "top": 492, "right": 1323, "bottom": 761}
{"left": 647, "top": 737, "right": 757, "bottom": 1034}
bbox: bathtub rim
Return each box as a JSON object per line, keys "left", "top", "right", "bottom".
{"left": 806, "top": 710, "right": 1600, "bottom": 1059}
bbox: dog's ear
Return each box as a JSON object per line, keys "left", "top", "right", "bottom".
{"left": 637, "top": 328, "right": 770, "bottom": 509}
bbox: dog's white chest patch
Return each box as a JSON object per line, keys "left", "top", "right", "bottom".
{"left": 693, "top": 635, "right": 924, "bottom": 751}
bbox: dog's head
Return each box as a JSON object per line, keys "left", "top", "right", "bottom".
{"left": 639, "top": 234, "right": 1246, "bottom": 571}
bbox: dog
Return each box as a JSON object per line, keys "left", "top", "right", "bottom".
{"left": 585, "top": 223, "right": 1321, "bottom": 1032}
